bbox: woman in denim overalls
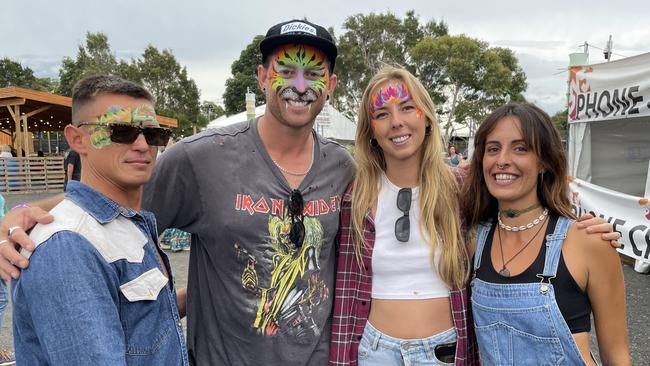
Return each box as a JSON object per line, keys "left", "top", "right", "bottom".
{"left": 460, "top": 103, "right": 631, "bottom": 365}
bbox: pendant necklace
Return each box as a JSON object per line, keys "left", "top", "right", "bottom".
{"left": 497, "top": 212, "right": 548, "bottom": 277}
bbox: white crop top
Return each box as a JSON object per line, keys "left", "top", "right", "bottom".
{"left": 371, "top": 175, "right": 450, "bottom": 299}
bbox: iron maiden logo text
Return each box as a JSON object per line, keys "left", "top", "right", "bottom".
{"left": 235, "top": 194, "right": 341, "bottom": 218}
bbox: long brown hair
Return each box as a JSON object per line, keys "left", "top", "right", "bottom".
{"left": 352, "top": 66, "right": 468, "bottom": 290}
{"left": 461, "top": 102, "right": 575, "bottom": 228}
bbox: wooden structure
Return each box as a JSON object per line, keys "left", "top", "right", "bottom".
{"left": 0, "top": 87, "right": 178, "bottom": 193}
{"left": 0, "top": 157, "right": 65, "bottom": 194}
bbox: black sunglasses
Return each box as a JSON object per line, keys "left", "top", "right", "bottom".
{"left": 395, "top": 188, "right": 412, "bottom": 242}
{"left": 78, "top": 123, "right": 172, "bottom": 146}
{"left": 288, "top": 189, "right": 305, "bottom": 248}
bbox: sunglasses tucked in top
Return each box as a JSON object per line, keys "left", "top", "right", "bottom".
{"left": 395, "top": 188, "right": 412, "bottom": 242}
{"left": 288, "top": 189, "right": 305, "bottom": 248}
{"left": 77, "top": 123, "right": 172, "bottom": 146}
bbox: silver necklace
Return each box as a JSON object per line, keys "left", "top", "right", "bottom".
{"left": 272, "top": 138, "right": 315, "bottom": 176}
{"left": 498, "top": 208, "right": 548, "bottom": 232}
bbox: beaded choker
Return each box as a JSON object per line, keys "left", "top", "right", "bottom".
{"left": 497, "top": 208, "right": 549, "bottom": 232}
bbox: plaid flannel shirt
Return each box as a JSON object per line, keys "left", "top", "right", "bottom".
{"left": 329, "top": 168, "right": 479, "bottom": 365}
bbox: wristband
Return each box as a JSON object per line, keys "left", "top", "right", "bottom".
{"left": 10, "top": 203, "right": 31, "bottom": 211}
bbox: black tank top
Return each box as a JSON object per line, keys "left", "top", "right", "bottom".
{"left": 475, "top": 214, "right": 592, "bottom": 333}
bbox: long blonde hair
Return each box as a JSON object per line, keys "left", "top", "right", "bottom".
{"left": 351, "top": 66, "right": 468, "bottom": 289}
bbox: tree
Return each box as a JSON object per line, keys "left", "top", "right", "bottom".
{"left": 56, "top": 33, "right": 204, "bottom": 135}
{"left": 411, "top": 34, "right": 527, "bottom": 139}
{"left": 58, "top": 32, "right": 118, "bottom": 96}
{"left": 222, "top": 35, "right": 266, "bottom": 115}
{"left": 332, "top": 10, "right": 527, "bottom": 137}
{"left": 129, "top": 46, "right": 203, "bottom": 135}
{"left": 551, "top": 109, "right": 568, "bottom": 141}
{"left": 0, "top": 58, "right": 57, "bottom": 92}
{"left": 201, "top": 101, "right": 225, "bottom": 122}
{"left": 333, "top": 11, "right": 448, "bottom": 119}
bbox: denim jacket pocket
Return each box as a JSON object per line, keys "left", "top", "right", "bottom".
{"left": 120, "top": 268, "right": 168, "bottom": 301}
{"left": 120, "top": 268, "right": 176, "bottom": 358}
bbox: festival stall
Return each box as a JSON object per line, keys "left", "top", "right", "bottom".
{"left": 567, "top": 52, "right": 650, "bottom": 272}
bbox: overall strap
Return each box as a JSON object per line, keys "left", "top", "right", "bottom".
{"left": 473, "top": 219, "right": 493, "bottom": 271}
{"left": 540, "top": 215, "right": 574, "bottom": 279}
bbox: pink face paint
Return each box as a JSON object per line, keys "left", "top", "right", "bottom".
{"left": 369, "top": 83, "right": 411, "bottom": 116}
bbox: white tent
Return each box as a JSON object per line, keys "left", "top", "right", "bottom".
{"left": 206, "top": 103, "right": 356, "bottom": 143}
{"left": 567, "top": 52, "right": 650, "bottom": 272}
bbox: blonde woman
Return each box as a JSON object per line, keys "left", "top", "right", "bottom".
{"left": 330, "top": 66, "right": 479, "bottom": 365}
{"left": 328, "top": 68, "right": 618, "bottom": 366}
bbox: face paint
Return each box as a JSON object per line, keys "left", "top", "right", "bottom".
{"left": 267, "top": 45, "right": 329, "bottom": 96}
{"left": 369, "top": 83, "right": 411, "bottom": 116}
{"left": 88, "top": 125, "right": 112, "bottom": 149}
{"left": 95, "top": 105, "right": 158, "bottom": 125}
{"left": 88, "top": 104, "right": 158, "bottom": 149}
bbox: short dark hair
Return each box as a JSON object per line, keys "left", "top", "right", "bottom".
{"left": 71, "top": 75, "right": 154, "bottom": 125}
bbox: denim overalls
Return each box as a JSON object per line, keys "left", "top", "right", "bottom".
{"left": 471, "top": 216, "right": 587, "bottom": 365}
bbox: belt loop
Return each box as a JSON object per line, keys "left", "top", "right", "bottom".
{"left": 423, "top": 338, "right": 436, "bottom": 360}
{"left": 371, "top": 325, "right": 380, "bottom": 351}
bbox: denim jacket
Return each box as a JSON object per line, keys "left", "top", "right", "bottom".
{"left": 12, "top": 181, "right": 189, "bottom": 365}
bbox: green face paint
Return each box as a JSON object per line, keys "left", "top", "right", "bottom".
{"left": 87, "top": 104, "right": 158, "bottom": 149}
{"left": 95, "top": 105, "right": 157, "bottom": 125}
{"left": 267, "top": 45, "right": 329, "bottom": 96}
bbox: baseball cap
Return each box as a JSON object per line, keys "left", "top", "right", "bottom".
{"left": 260, "top": 19, "right": 338, "bottom": 71}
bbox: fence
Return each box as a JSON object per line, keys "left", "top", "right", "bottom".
{"left": 0, "top": 157, "right": 65, "bottom": 194}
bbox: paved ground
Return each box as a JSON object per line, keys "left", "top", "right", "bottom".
{"left": 0, "top": 192, "right": 648, "bottom": 364}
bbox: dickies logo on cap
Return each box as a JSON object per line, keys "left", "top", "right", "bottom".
{"left": 280, "top": 22, "right": 317, "bottom": 36}
{"left": 260, "top": 19, "right": 338, "bottom": 71}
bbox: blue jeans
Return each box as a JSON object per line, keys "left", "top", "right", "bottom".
{"left": 0, "top": 279, "right": 7, "bottom": 329}
{"left": 358, "top": 322, "right": 456, "bottom": 366}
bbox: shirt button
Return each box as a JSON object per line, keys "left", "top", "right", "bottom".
{"left": 177, "top": 321, "right": 182, "bottom": 327}
{"left": 369, "top": 227, "right": 375, "bottom": 233}
{"left": 357, "top": 335, "right": 362, "bottom": 341}
{"left": 361, "top": 301, "right": 367, "bottom": 306}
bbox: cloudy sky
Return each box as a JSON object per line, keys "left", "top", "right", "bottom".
{"left": 4, "top": 0, "right": 649, "bottom": 115}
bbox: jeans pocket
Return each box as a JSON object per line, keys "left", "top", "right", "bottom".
{"left": 432, "top": 342, "right": 456, "bottom": 365}
{"left": 475, "top": 322, "right": 564, "bottom": 366}
{"left": 357, "top": 337, "right": 371, "bottom": 361}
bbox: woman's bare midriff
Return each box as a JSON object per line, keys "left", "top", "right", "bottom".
{"left": 368, "top": 297, "right": 453, "bottom": 339}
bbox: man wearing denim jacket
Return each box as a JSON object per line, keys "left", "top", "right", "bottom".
{"left": 11, "top": 75, "right": 188, "bottom": 365}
